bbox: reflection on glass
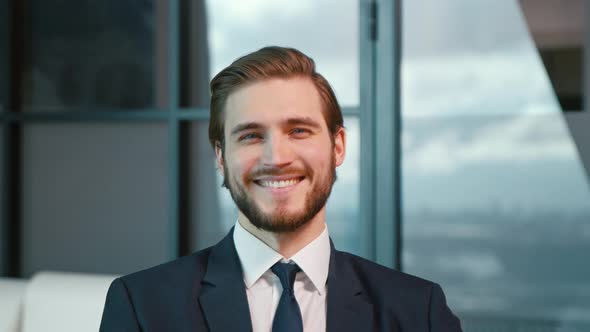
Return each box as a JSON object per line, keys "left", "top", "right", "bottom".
{"left": 520, "top": 0, "right": 585, "bottom": 112}
{"left": 23, "top": 0, "right": 156, "bottom": 110}
{"left": 215, "top": 117, "right": 360, "bottom": 254}
{"left": 205, "top": 0, "right": 359, "bottom": 106}
{"left": 402, "top": 0, "right": 590, "bottom": 329}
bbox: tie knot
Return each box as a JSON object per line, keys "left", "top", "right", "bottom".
{"left": 271, "top": 262, "right": 301, "bottom": 295}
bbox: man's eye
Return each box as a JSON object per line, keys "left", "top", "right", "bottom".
{"left": 239, "top": 133, "right": 261, "bottom": 141}
{"left": 291, "top": 128, "right": 310, "bottom": 136}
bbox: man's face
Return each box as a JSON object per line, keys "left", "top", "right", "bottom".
{"left": 216, "top": 77, "right": 345, "bottom": 233}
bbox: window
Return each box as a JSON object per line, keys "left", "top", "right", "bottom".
{"left": 402, "top": 0, "right": 590, "bottom": 329}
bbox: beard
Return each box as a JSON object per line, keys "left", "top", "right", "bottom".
{"left": 222, "top": 154, "right": 337, "bottom": 233}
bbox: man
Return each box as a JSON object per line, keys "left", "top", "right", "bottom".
{"left": 100, "top": 46, "right": 462, "bottom": 332}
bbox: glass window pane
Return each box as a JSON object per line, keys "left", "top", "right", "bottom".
{"left": 326, "top": 116, "right": 359, "bottom": 253}
{"left": 190, "top": 116, "right": 360, "bottom": 255}
{"left": 402, "top": 0, "right": 590, "bottom": 329}
{"left": 23, "top": 0, "right": 160, "bottom": 110}
{"left": 205, "top": 0, "right": 359, "bottom": 106}
{"left": 187, "top": 121, "right": 227, "bottom": 251}
{"left": 21, "top": 123, "right": 169, "bottom": 276}
{"left": 0, "top": 0, "right": 8, "bottom": 111}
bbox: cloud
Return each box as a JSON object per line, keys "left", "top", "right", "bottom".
{"left": 207, "top": 0, "right": 313, "bottom": 27}
{"left": 435, "top": 252, "right": 505, "bottom": 280}
{"left": 404, "top": 113, "right": 578, "bottom": 175}
{"left": 401, "top": 38, "right": 581, "bottom": 176}
{"left": 403, "top": 0, "right": 530, "bottom": 58}
{"left": 205, "top": 0, "right": 359, "bottom": 105}
{"left": 402, "top": 51, "right": 556, "bottom": 117}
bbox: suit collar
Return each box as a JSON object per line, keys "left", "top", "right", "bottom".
{"left": 232, "top": 220, "right": 283, "bottom": 288}
{"left": 196, "top": 231, "right": 374, "bottom": 332}
{"left": 233, "top": 220, "right": 331, "bottom": 295}
{"left": 326, "top": 241, "right": 375, "bottom": 332}
{"left": 197, "top": 227, "right": 253, "bottom": 332}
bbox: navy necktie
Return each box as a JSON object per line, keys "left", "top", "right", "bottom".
{"left": 271, "top": 262, "right": 303, "bottom": 332}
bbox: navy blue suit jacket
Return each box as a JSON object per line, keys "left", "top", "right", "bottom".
{"left": 100, "top": 229, "right": 462, "bottom": 331}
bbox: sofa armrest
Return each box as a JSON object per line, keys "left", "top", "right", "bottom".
{"left": 22, "top": 271, "right": 118, "bottom": 332}
{"left": 0, "top": 278, "right": 27, "bottom": 332}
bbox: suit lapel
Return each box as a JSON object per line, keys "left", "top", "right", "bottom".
{"left": 197, "top": 228, "right": 253, "bottom": 332}
{"left": 196, "top": 231, "right": 375, "bottom": 332}
{"left": 326, "top": 243, "right": 374, "bottom": 332}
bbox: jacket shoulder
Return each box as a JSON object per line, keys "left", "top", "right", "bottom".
{"left": 334, "top": 251, "right": 462, "bottom": 330}
{"left": 101, "top": 247, "right": 215, "bottom": 330}
{"left": 118, "top": 246, "right": 213, "bottom": 295}
{"left": 336, "top": 250, "right": 436, "bottom": 293}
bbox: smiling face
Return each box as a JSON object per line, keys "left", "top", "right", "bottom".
{"left": 216, "top": 77, "right": 345, "bottom": 233}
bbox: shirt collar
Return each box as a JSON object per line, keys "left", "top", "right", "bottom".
{"left": 233, "top": 220, "right": 331, "bottom": 295}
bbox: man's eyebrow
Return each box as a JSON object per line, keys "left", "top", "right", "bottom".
{"left": 230, "top": 117, "right": 322, "bottom": 136}
{"left": 284, "top": 117, "right": 322, "bottom": 129}
{"left": 230, "top": 122, "right": 264, "bottom": 136}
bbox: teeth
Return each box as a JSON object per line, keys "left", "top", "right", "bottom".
{"left": 260, "top": 179, "right": 300, "bottom": 188}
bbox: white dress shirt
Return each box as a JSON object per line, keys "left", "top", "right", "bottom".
{"left": 233, "top": 221, "right": 331, "bottom": 332}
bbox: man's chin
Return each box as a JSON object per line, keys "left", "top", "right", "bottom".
{"left": 248, "top": 212, "right": 311, "bottom": 233}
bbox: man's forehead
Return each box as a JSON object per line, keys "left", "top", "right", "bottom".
{"left": 224, "top": 77, "right": 324, "bottom": 125}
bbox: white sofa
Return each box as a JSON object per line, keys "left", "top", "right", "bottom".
{"left": 0, "top": 272, "right": 117, "bottom": 332}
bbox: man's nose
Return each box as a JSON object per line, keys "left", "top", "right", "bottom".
{"left": 262, "top": 134, "right": 293, "bottom": 167}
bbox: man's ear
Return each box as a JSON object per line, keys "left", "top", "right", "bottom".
{"left": 333, "top": 127, "right": 346, "bottom": 167}
{"left": 214, "top": 142, "right": 225, "bottom": 176}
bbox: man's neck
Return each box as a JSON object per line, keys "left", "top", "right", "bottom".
{"left": 237, "top": 210, "right": 327, "bottom": 259}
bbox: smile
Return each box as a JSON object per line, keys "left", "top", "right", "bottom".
{"left": 254, "top": 176, "right": 304, "bottom": 189}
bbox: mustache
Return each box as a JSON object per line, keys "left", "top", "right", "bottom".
{"left": 247, "top": 165, "right": 310, "bottom": 180}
